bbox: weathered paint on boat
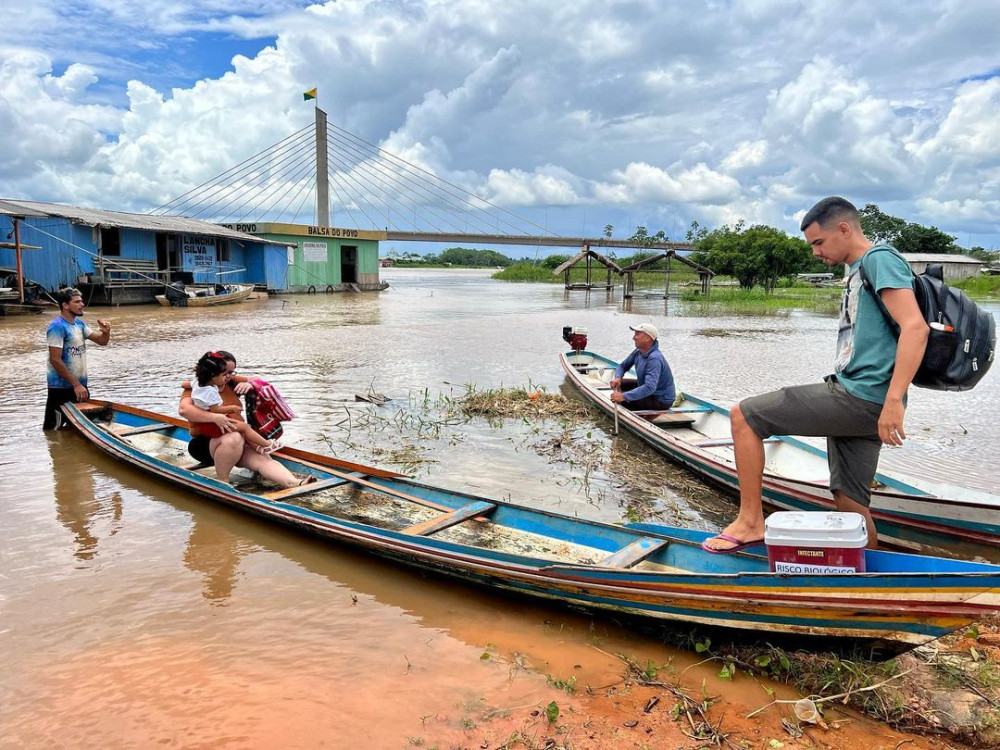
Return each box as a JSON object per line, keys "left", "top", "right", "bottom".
{"left": 61, "top": 400, "right": 1000, "bottom": 651}
{"left": 561, "top": 350, "right": 1000, "bottom": 551}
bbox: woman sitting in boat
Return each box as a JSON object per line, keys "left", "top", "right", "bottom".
{"left": 609, "top": 323, "right": 676, "bottom": 411}
{"left": 178, "top": 350, "right": 310, "bottom": 488}
{"left": 188, "top": 352, "right": 283, "bottom": 455}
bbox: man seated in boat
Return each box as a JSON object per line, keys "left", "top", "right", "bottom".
{"left": 703, "top": 197, "right": 928, "bottom": 554}
{"left": 609, "top": 323, "right": 676, "bottom": 412}
{"left": 178, "top": 350, "right": 312, "bottom": 488}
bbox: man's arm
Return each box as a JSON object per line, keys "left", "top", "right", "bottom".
{"left": 611, "top": 351, "right": 636, "bottom": 388}
{"left": 179, "top": 394, "right": 237, "bottom": 431}
{"left": 48, "top": 346, "right": 89, "bottom": 401}
{"left": 623, "top": 356, "right": 662, "bottom": 401}
{"left": 88, "top": 319, "right": 111, "bottom": 346}
{"left": 878, "top": 287, "right": 929, "bottom": 446}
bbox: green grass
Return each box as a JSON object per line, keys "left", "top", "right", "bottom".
{"left": 953, "top": 273, "right": 1000, "bottom": 300}
{"left": 681, "top": 285, "right": 842, "bottom": 314}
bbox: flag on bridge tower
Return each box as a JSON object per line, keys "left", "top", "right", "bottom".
{"left": 303, "top": 88, "right": 317, "bottom": 101}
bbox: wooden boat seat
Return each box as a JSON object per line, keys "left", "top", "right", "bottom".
{"left": 600, "top": 537, "right": 668, "bottom": 568}
{"left": 112, "top": 422, "right": 176, "bottom": 437}
{"left": 697, "top": 437, "right": 780, "bottom": 448}
{"left": 402, "top": 500, "right": 497, "bottom": 536}
{"left": 262, "top": 476, "right": 352, "bottom": 501}
{"left": 628, "top": 411, "right": 698, "bottom": 427}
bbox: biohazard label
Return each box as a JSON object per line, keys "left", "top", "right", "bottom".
{"left": 773, "top": 562, "right": 857, "bottom": 574}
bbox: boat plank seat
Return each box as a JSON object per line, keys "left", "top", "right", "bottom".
{"left": 600, "top": 536, "right": 668, "bottom": 568}
{"left": 402, "top": 500, "right": 497, "bottom": 536}
{"left": 628, "top": 410, "right": 697, "bottom": 427}
{"left": 113, "top": 422, "right": 176, "bottom": 437}
{"left": 262, "top": 476, "right": 352, "bottom": 501}
{"left": 697, "top": 437, "right": 781, "bottom": 448}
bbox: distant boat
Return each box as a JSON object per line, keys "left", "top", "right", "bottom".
{"left": 561, "top": 349, "right": 1000, "bottom": 552}
{"left": 155, "top": 283, "right": 255, "bottom": 307}
{"left": 60, "top": 399, "right": 1000, "bottom": 652}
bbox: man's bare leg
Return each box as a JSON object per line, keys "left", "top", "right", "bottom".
{"left": 703, "top": 403, "right": 768, "bottom": 551}
{"left": 832, "top": 490, "right": 878, "bottom": 549}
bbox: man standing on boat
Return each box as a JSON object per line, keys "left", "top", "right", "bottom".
{"left": 43, "top": 287, "right": 111, "bottom": 429}
{"left": 703, "top": 197, "right": 927, "bottom": 553}
{"left": 610, "top": 323, "right": 676, "bottom": 411}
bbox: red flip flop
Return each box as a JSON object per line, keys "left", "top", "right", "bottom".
{"left": 701, "top": 533, "right": 765, "bottom": 555}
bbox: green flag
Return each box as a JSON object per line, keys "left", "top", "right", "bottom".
{"left": 303, "top": 88, "right": 317, "bottom": 101}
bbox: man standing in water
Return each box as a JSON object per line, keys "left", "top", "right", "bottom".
{"left": 702, "top": 197, "right": 928, "bottom": 553}
{"left": 44, "top": 287, "right": 111, "bottom": 429}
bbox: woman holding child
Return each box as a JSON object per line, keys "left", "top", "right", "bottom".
{"left": 178, "top": 350, "right": 307, "bottom": 487}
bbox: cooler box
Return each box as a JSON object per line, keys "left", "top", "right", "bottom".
{"left": 764, "top": 511, "right": 868, "bottom": 574}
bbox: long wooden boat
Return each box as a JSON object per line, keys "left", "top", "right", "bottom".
{"left": 62, "top": 400, "right": 1000, "bottom": 651}
{"left": 155, "top": 283, "right": 255, "bottom": 307}
{"left": 561, "top": 349, "right": 1000, "bottom": 552}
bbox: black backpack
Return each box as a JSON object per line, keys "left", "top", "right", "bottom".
{"left": 858, "top": 246, "right": 996, "bottom": 391}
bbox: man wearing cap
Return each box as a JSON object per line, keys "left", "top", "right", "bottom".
{"left": 609, "top": 323, "right": 675, "bottom": 411}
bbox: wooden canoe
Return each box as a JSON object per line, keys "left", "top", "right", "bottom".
{"left": 61, "top": 400, "right": 1000, "bottom": 652}
{"left": 155, "top": 283, "right": 255, "bottom": 307}
{"left": 561, "top": 349, "right": 1000, "bottom": 552}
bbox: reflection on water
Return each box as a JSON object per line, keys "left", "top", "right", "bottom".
{"left": 1, "top": 269, "right": 998, "bottom": 746}
{"left": 47, "top": 433, "right": 124, "bottom": 563}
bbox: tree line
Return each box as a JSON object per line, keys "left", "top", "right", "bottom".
{"left": 387, "top": 205, "right": 996, "bottom": 292}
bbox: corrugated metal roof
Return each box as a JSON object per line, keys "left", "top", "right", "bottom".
{"left": 0, "top": 198, "right": 292, "bottom": 247}
{"left": 902, "top": 253, "right": 981, "bottom": 264}
{"left": 0, "top": 199, "right": 49, "bottom": 217}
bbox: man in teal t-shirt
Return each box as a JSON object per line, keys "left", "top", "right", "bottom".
{"left": 703, "top": 197, "right": 929, "bottom": 553}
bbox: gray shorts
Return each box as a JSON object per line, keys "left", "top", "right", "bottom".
{"left": 740, "top": 379, "right": 883, "bottom": 507}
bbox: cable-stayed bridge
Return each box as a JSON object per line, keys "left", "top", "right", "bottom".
{"left": 152, "top": 108, "right": 689, "bottom": 254}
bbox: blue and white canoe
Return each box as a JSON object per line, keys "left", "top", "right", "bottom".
{"left": 63, "top": 400, "right": 1000, "bottom": 651}
{"left": 561, "top": 350, "right": 1000, "bottom": 552}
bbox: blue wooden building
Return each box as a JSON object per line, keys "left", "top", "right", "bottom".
{"left": 0, "top": 199, "right": 294, "bottom": 304}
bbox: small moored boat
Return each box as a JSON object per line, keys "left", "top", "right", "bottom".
{"left": 561, "top": 349, "right": 1000, "bottom": 552}
{"left": 61, "top": 400, "right": 1000, "bottom": 652}
{"left": 155, "top": 283, "right": 255, "bottom": 307}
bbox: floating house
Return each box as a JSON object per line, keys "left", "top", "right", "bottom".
{"left": 220, "top": 222, "right": 388, "bottom": 292}
{"left": 0, "top": 200, "right": 390, "bottom": 304}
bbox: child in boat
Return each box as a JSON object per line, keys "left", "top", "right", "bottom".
{"left": 188, "top": 352, "right": 282, "bottom": 454}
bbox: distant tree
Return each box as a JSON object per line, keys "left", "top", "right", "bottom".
{"left": 540, "top": 254, "right": 571, "bottom": 269}
{"left": 437, "top": 247, "right": 515, "bottom": 267}
{"left": 894, "top": 224, "right": 960, "bottom": 255}
{"left": 628, "top": 226, "right": 669, "bottom": 247}
{"left": 694, "top": 221, "right": 812, "bottom": 292}
{"left": 603, "top": 224, "right": 614, "bottom": 238}
{"left": 858, "top": 204, "right": 907, "bottom": 245}
{"left": 685, "top": 220, "right": 709, "bottom": 244}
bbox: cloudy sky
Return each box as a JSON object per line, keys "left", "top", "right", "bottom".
{"left": 2, "top": 0, "right": 999, "bottom": 248}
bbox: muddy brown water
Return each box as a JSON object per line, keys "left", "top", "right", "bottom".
{"left": 1, "top": 269, "right": 997, "bottom": 747}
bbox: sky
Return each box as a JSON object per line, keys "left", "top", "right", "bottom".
{"left": 2, "top": 0, "right": 1000, "bottom": 251}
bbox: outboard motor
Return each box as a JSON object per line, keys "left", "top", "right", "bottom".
{"left": 561, "top": 325, "right": 588, "bottom": 351}
{"left": 163, "top": 282, "right": 189, "bottom": 307}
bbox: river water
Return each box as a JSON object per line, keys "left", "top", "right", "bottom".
{"left": 1, "top": 268, "right": 997, "bottom": 748}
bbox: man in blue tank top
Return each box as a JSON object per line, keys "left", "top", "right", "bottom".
{"left": 703, "top": 197, "right": 928, "bottom": 553}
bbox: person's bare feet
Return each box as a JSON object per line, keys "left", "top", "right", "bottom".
{"left": 702, "top": 518, "right": 765, "bottom": 552}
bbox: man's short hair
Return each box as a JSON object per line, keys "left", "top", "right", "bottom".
{"left": 800, "top": 196, "right": 859, "bottom": 232}
{"left": 55, "top": 287, "right": 82, "bottom": 308}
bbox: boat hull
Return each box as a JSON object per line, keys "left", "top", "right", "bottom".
{"left": 155, "top": 284, "right": 255, "bottom": 307}
{"left": 561, "top": 350, "right": 1000, "bottom": 552}
{"left": 60, "top": 400, "right": 1000, "bottom": 651}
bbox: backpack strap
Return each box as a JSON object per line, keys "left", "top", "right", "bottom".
{"left": 856, "top": 245, "right": 904, "bottom": 338}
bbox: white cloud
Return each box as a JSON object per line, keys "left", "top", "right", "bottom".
{"left": 1, "top": 0, "right": 999, "bottom": 244}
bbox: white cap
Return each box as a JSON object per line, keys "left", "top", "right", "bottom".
{"left": 629, "top": 323, "right": 658, "bottom": 340}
